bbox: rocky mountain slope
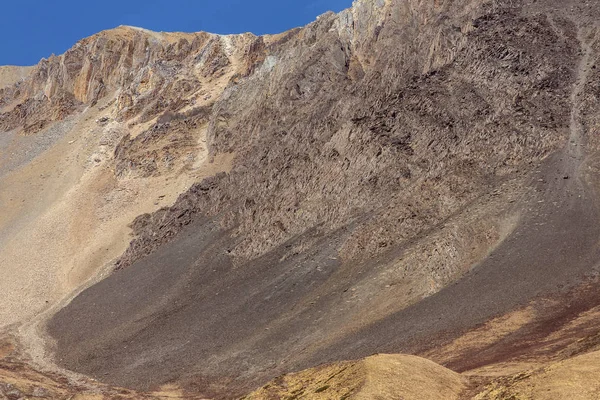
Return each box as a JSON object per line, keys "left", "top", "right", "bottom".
{"left": 0, "top": 25, "right": 244, "bottom": 329}
{"left": 1, "top": 0, "right": 600, "bottom": 398}
{"left": 0, "top": 66, "right": 33, "bottom": 89}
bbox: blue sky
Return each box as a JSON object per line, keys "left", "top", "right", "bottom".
{"left": 1, "top": 0, "right": 352, "bottom": 66}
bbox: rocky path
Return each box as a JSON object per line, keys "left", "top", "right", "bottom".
{"left": 568, "top": 28, "right": 596, "bottom": 163}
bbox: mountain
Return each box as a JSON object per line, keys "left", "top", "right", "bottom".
{"left": 1, "top": 0, "right": 600, "bottom": 398}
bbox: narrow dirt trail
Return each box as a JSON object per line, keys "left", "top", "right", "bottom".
{"left": 312, "top": 24, "right": 600, "bottom": 371}
{"left": 568, "top": 28, "right": 596, "bottom": 165}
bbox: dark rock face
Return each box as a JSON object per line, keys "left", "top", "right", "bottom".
{"left": 41, "top": 0, "right": 600, "bottom": 398}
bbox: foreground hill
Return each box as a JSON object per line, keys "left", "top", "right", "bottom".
{"left": 1, "top": 0, "right": 600, "bottom": 398}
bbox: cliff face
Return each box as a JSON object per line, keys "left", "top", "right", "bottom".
{"left": 2, "top": 0, "right": 600, "bottom": 398}
{"left": 0, "top": 26, "right": 260, "bottom": 134}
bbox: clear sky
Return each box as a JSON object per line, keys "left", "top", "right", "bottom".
{"left": 1, "top": 0, "right": 352, "bottom": 66}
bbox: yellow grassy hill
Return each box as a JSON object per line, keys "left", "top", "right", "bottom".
{"left": 244, "top": 354, "right": 467, "bottom": 400}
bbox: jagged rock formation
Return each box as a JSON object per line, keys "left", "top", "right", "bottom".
{"left": 1, "top": 0, "right": 600, "bottom": 399}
